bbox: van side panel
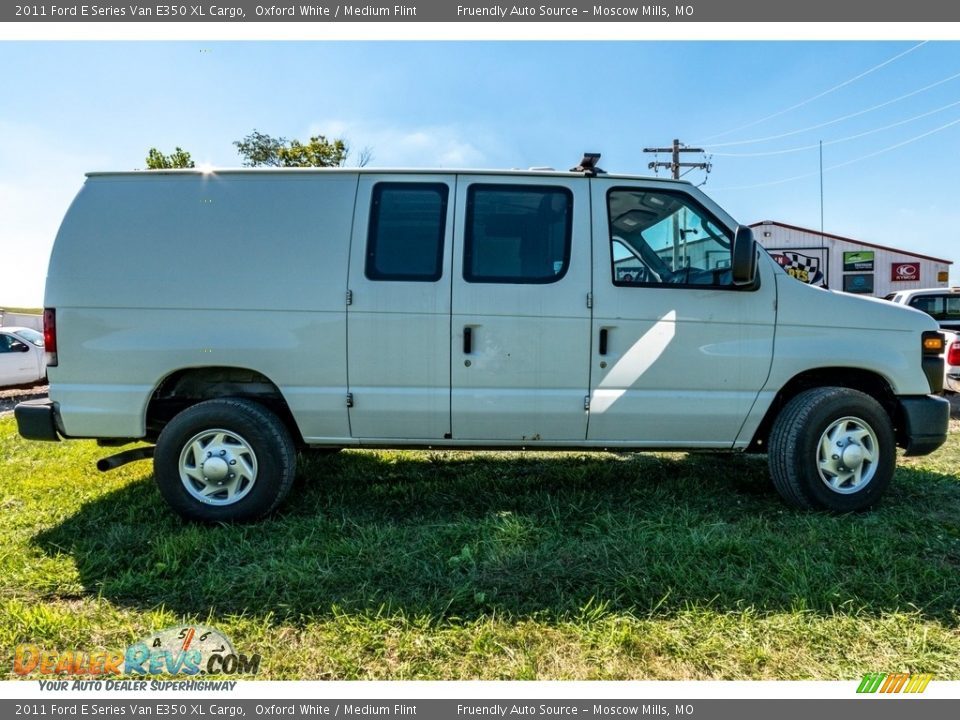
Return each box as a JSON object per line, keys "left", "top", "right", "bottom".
{"left": 46, "top": 173, "right": 357, "bottom": 440}
{"left": 765, "top": 274, "right": 937, "bottom": 397}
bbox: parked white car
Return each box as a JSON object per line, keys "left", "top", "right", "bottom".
{"left": 945, "top": 334, "right": 960, "bottom": 393}
{"left": 0, "top": 326, "right": 46, "bottom": 387}
{"left": 885, "top": 288, "right": 960, "bottom": 392}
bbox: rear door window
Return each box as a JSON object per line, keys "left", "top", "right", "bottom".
{"left": 365, "top": 183, "right": 448, "bottom": 282}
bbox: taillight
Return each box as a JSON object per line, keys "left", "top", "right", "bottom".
{"left": 43, "top": 308, "right": 58, "bottom": 367}
{"left": 948, "top": 340, "right": 960, "bottom": 367}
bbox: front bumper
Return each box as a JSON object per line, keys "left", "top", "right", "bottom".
{"left": 898, "top": 395, "right": 950, "bottom": 456}
{"left": 14, "top": 399, "right": 61, "bottom": 442}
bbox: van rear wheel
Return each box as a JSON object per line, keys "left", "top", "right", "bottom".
{"left": 154, "top": 398, "right": 296, "bottom": 522}
{"left": 768, "top": 387, "right": 895, "bottom": 512}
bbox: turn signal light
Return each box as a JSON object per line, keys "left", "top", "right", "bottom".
{"left": 922, "top": 332, "right": 944, "bottom": 355}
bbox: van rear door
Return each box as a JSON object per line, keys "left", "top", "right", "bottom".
{"left": 346, "top": 175, "right": 454, "bottom": 439}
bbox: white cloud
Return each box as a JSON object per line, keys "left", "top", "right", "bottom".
{"left": 307, "top": 119, "right": 500, "bottom": 168}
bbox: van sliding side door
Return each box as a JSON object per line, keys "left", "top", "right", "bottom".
{"left": 449, "top": 176, "right": 593, "bottom": 442}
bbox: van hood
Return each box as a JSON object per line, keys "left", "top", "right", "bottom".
{"left": 775, "top": 274, "right": 940, "bottom": 333}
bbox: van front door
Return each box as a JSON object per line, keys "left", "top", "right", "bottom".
{"left": 587, "top": 180, "right": 776, "bottom": 447}
{"left": 450, "top": 178, "right": 592, "bottom": 442}
{"left": 346, "top": 175, "right": 454, "bottom": 440}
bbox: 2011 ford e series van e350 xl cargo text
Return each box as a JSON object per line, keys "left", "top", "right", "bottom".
{"left": 14, "top": 154, "right": 951, "bottom": 522}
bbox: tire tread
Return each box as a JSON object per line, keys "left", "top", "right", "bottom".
{"left": 154, "top": 398, "right": 296, "bottom": 522}
{"left": 768, "top": 387, "right": 894, "bottom": 512}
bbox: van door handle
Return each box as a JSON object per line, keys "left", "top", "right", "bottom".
{"left": 599, "top": 328, "right": 608, "bottom": 356}
{"left": 464, "top": 327, "right": 473, "bottom": 354}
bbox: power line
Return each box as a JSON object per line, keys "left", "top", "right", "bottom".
{"left": 708, "top": 97, "right": 960, "bottom": 157}
{"left": 698, "top": 41, "right": 928, "bottom": 143}
{"left": 702, "top": 68, "right": 960, "bottom": 150}
{"left": 709, "top": 115, "right": 960, "bottom": 191}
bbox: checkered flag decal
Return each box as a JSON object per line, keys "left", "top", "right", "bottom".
{"left": 774, "top": 251, "right": 824, "bottom": 286}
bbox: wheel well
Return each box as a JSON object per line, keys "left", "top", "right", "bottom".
{"left": 145, "top": 367, "right": 304, "bottom": 446}
{"left": 748, "top": 368, "right": 900, "bottom": 452}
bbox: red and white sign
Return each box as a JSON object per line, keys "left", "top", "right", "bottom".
{"left": 891, "top": 262, "right": 920, "bottom": 282}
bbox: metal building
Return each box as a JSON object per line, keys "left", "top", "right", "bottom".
{"left": 750, "top": 220, "right": 952, "bottom": 297}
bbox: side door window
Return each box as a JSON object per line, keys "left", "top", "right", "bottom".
{"left": 464, "top": 184, "right": 571, "bottom": 284}
{"left": 608, "top": 189, "right": 734, "bottom": 288}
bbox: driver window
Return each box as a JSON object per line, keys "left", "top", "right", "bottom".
{"left": 608, "top": 189, "right": 733, "bottom": 287}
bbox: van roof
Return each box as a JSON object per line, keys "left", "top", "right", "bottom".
{"left": 85, "top": 167, "right": 695, "bottom": 185}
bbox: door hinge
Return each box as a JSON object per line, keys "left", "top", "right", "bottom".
{"left": 346, "top": 393, "right": 354, "bottom": 408}
{"left": 584, "top": 395, "right": 591, "bottom": 411}
{"left": 346, "top": 289, "right": 353, "bottom": 306}
{"left": 586, "top": 292, "right": 593, "bottom": 309}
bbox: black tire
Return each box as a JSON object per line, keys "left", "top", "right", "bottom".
{"left": 154, "top": 398, "right": 296, "bottom": 522}
{"left": 768, "top": 387, "right": 895, "bottom": 512}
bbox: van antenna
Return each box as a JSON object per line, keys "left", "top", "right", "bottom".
{"left": 571, "top": 153, "right": 605, "bottom": 176}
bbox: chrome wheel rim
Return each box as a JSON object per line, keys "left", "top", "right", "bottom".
{"left": 178, "top": 428, "right": 258, "bottom": 506}
{"left": 816, "top": 416, "right": 878, "bottom": 494}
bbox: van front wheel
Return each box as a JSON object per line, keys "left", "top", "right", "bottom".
{"left": 154, "top": 398, "right": 296, "bottom": 522}
{"left": 768, "top": 387, "right": 895, "bottom": 512}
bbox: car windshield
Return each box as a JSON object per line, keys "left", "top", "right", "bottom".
{"left": 12, "top": 328, "right": 44, "bottom": 347}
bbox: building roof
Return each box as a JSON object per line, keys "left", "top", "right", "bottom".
{"left": 750, "top": 220, "right": 952, "bottom": 265}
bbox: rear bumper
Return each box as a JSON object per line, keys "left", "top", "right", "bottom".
{"left": 898, "top": 395, "right": 950, "bottom": 456}
{"left": 14, "top": 399, "right": 61, "bottom": 442}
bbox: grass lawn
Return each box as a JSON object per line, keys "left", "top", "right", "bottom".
{"left": 1, "top": 414, "right": 958, "bottom": 680}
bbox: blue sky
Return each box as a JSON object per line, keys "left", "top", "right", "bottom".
{"left": 3, "top": 40, "right": 960, "bottom": 304}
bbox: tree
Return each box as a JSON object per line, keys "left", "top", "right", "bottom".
{"left": 233, "top": 130, "right": 369, "bottom": 168}
{"left": 145, "top": 147, "right": 195, "bottom": 169}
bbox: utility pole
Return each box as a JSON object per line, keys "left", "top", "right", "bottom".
{"left": 642, "top": 139, "right": 712, "bottom": 271}
{"left": 643, "top": 139, "right": 711, "bottom": 180}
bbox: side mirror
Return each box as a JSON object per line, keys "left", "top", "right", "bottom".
{"left": 11, "top": 341, "right": 30, "bottom": 353}
{"left": 732, "top": 225, "right": 758, "bottom": 287}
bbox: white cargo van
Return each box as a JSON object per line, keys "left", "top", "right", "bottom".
{"left": 16, "top": 157, "right": 950, "bottom": 521}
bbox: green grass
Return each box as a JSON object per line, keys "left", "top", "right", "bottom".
{"left": 1, "top": 415, "right": 958, "bottom": 679}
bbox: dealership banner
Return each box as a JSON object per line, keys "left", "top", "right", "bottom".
{"left": 770, "top": 250, "right": 826, "bottom": 287}
{"left": 1, "top": 698, "right": 958, "bottom": 720}
{"left": 5, "top": 0, "right": 960, "bottom": 22}
{"left": 891, "top": 262, "right": 921, "bottom": 282}
{"left": 843, "top": 251, "right": 874, "bottom": 272}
